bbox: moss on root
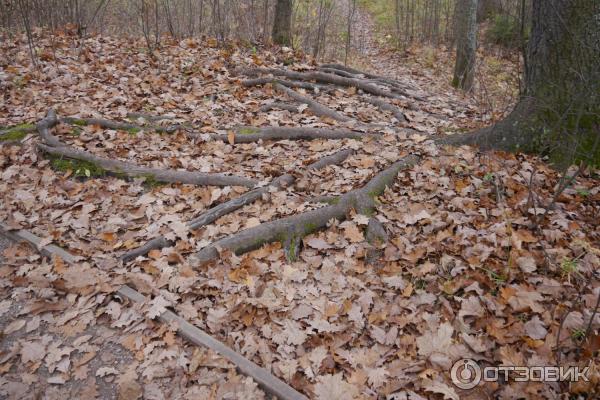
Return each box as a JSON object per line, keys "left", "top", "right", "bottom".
{"left": 0, "top": 123, "right": 36, "bottom": 141}
{"left": 237, "top": 127, "right": 260, "bottom": 135}
{"left": 125, "top": 127, "right": 142, "bottom": 134}
{"left": 70, "top": 119, "right": 88, "bottom": 126}
{"left": 49, "top": 156, "right": 107, "bottom": 178}
{"left": 139, "top": 173, "right": 163, "bottom": 188}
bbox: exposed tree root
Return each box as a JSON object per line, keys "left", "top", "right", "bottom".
{"left": 318, "top": 63, "right": 419, "bottom": 93}
{"left": 242, "top": 77, "right": 333, "bottom": 92}
{"left": 38, "top": 143, "right": 257, "bottom": 187}
{"left": 120, "top": 149, "right": 354, "bottom": 262}
{"left": 362, "top": 96, "right": 407, "bottom": 123}
{"left": 273, "top": 82, "right": 352, "bottom": 122}
{"left": 126, "top": 112, "right": 176, "bottom": 122}
{"left": 59, "top": 112, "right": 367, "bottom": 144}
{"left": 238, "top": 67, "right": 412, "bottom": 101}
{"left": 62, "top": 116, "right": 178, "bottom": 134}
{"left": 436, "top": 101, "right": 535, "bottom": 151}
{"left": 190, "top": 154, "right": 419, "bottom": 265}
{"left": 36, "top": 110, "right": 257, "bottom": 188}
{"left": 259, "top": 102, "right": 300, "bottom": 113}
{"left": 209, "top": 126, "right": 366, "bottom": 143}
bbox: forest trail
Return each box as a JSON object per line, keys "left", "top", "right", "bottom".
{"left": 0, "top": 28, "right": 599, "bottom": 400}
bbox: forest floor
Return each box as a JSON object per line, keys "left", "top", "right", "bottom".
{"left": 0, "top": 21, "right": 599, "bottom": 400}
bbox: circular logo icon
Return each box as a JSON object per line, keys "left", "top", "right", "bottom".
{"left": 451, "top": 359, "right": 481, "bottom": 389}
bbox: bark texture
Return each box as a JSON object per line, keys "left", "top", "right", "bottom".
{"left": 190, "top": 155, "right": 419, "bottom": 265}
{"left": 37, "top": 110, "right": 257, "bottom": 188}
{"left": 449, "top": 0, "right": 600, "bottom": 164}
{"left": 272, "top": 0, "right": 293, "bottom": 46}
{"left": 209, "top": 126, "right": 365, "bottom": 143}
{"left": 120, "top": 149, "right": 354, "bottom": 262}
{"left": 452, "top": 0, "right": 478, "bottom": 91}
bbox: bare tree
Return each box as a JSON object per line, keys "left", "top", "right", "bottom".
{"left": 452, "top": 0, "right": 478, "bottom": 91}
{"left": 344, "top": 0, "right": 357, "bottom": 64}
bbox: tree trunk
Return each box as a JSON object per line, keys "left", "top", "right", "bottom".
{"left": 447, "top": 0, "right": 600, "bottom": 166}
{"left": 272, "top": 0, "right": 293, "bottom": 46}
{"left": 452, "top": 0, "right": 477, "bottom": 91}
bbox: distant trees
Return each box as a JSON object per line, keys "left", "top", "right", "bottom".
{"left": 452, "top": 0, "right": 478, "bottom": 91}
{"left": 272, "top": 0, "right": 293, "bottom": 46}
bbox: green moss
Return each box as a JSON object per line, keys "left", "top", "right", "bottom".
{"left": 50, "top": 156, "right": 107, "bottom": 178}
{"left": 125, "top": 127, "right": 141, "bottom": 134}
{"left": 70, "top": 119, "right": 88, "bottom": 126}
{"left": 70, "top": 127, "right": 82, "bottom": 136}
{"left": 0, "top": 123, "right": 35, "bottom": 142}
{"left": 237, "top": 127, "right": 260, "bottom": 135}
{"left": 0, "top": 130, "right": 28, "bottom": 142}
{"left": 138, "top": 173, "right": 163, "bottom": 188}
{"left": 303, "top": 222, "right": 318, "bottom": 233}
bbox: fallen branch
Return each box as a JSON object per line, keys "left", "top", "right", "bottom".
{"left": 120, "top": 149, "right": 354, "bottom": 262}
{"left": 37, "top": 110, "right": 256, "bottom": 188}
{"left": 273, "top": 82, "right": 352, "bottom": 122}
{"left": 362, "top": 96, "right": 407, "bottom": 123}
{"left": 190, "top": 154, "right": 419, "bottom": 264}
{"left": 0, "top": 223, "right": 307, "bottom": 400}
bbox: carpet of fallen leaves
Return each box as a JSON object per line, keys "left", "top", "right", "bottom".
{"left": 1, "top": 30, "right": 599, "bottom": 399}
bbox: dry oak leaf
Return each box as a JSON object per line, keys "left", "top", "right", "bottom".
{"left": 343, "top": 222, "right": 364, "bottom": 243}
{"left": 524, "top": 315, "right": 548, "bottom": 340}
{"left": 305, "top": 237, "right": 334, "bottom": 250}
{"left": 367, "top": 367, "right": 389, "bottom": 388}
{"left": 118, "top": 367, "right": 142, "bottom": 400}
{"left": 96, "top": 366, "right": 119, "bottom": 377}
{"left": 282, "top": 319, "right": 308, "bottom": 346}
{"left": 506, "top": 286, "right": 545, "bottom": 313}
{"left": 20, "top": 340, "right": 47, "bottom": 364}
{"left": 147, "top": 296, "right": 170, "bottom": 319}
{"left": 422, "top": 379, "right": 459, "bottom": 400}
{"left": 314, "top": 373, "right": 359, "bottom": 400}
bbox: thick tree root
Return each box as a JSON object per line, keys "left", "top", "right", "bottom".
{"left": 120, "top": 149, "right": 354, "bottom": 262}
{"left": 209, "top": 126, "right": 366, "bottom": 143}
{"left": 38, "top": 143, "right": 257, "bottom": 187}
{"left": 242, "top": 77, "right": 333, "bottom": 92}
{"left": 190, "top": 154, "right": 419, "bottom": 265}
{"left": 273, "top": 82, "right": 352, "bottom": 122}
{"left": 61, "top": 116, "right": 178, "bottom": 134}
{"left": 318, "top": 63, "right": 420, "bottom": 93}
{"left": 435, "top": 100, "right": 535, "bottom": 151}
{"left": 36, "top": 110, "right": 257, "bottom": 188}
{"left": 259, "top": 102, "right": 300, "bottom": 113}
{"left": 126, "top": 112, "right": 176, "bottom": 122}
{"left": 362, "top": 96, "right": 407, "bottom": 123}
